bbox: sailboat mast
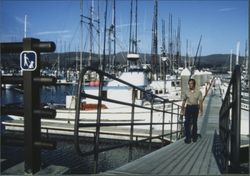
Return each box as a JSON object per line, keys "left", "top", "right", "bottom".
{"left": 160, "top": 19, "right": 166, "bottom": 79}
{"left": 108, "top": 20, "right": 112, "bottom": 72}
{"left": 151, "top": 0, "right": 158, "bottom": 79}
{"left": 80, "top": 0, "right": 83, "bottom": 71}
{"left": 88, "top": 0, "right": 94, "bottom": 66}
{"left": 127, "top": 0, "right": 139, "bottom": 67}
{"left": 113, "top": 0, "right": 116, "bottom": 70}
{"left": 176, "top": 18, "right": 181, "bottom": 71}
{"left": 192, "top": 35, "right": 202, "bottom": 74}
{"left": 161, "top": 19, "right": 166, "bottom": 54}
{"left": 161, "top": 19, "right": 167, "bottom": 91}
{"left": 129, "top": 0, "right": 133, "bottom": 53}
{"left": 168, "top": 13, "right": 173, "bottom": 73}
{"left": 102, "top": 0, "right": 108, "bottom": 71}
{"left": 98, "top": 0, "right": 101, "bottom": 69}
{"left": 135, "top": 0, "right": 138, "bottom": 53}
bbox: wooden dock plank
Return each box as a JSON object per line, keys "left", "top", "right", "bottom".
{"left": 115, "top": 138, "right": 192, "bottom": 174}
{"left": 190, "top": 135, "right": 214, "bottom": 175}
{"left": 151, "top": 140, "right": 197, "bottom": 174}
{"left": 199, "top": 135, "right": 219, "bottom": 175}
{"left": 178, "top": 135, "right": 210, "bottom": 175}
{"left": 133, "top": 140, "right": 186, "bottom": 173}
{"left": 110, "top": 137, "right": 184, "bottom": 173}
{"left": 169, "top": 136, "right": 209, "bottom": 175}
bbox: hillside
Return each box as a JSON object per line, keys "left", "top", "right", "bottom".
{"left": 0, "top": 52, "right": 245, "bottom": 73}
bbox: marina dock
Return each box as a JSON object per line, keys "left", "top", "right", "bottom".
{"left": 102, "top": 89, "right": 222, "bottom": 175}
{"left": 1, "top": 40, "right": 248, "bottom": 175}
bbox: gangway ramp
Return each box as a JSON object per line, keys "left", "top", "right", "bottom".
{"left": 103, "top": 90, "right": 222, "bottom": 175}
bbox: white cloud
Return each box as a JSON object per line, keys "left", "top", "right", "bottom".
{"left": 35, "top": 30, "right": 70, "bottom": 35}
{"left": 218, "top": 8, "right": 235, "bottom": 12}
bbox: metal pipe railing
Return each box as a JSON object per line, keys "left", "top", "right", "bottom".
{"left": 219, "top": 65, "right": 241, "bottom": 173}
{"left": 74, "top": 66, "right": 184, "bottom": 173}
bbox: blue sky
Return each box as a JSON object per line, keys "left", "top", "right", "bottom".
{"left": 0, "top": 0, "right": 248, "bottom": 56}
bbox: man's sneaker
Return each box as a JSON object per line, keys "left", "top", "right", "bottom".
{"left": 184, "top": 139, "right": 191, "bottom": 144}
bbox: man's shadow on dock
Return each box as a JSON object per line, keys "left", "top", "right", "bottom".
{"left": 199, "top": 91, "right": 213, "bottom": 136}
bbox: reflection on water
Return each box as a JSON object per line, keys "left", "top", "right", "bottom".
{"left": 1, "top": 85, "right": 77, "bottom": 105}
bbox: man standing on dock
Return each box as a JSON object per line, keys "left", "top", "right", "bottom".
{"left": 181, "top": 79, "right": 203, "bottom": 144}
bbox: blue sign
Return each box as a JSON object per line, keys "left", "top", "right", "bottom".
{"left": 20, "top": 51, "right": 37, "bottom": 71}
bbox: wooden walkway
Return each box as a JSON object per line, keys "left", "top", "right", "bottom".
{"left": 103, "top": 90, "right": 222, "bottom": 175}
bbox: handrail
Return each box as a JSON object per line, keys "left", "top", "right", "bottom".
{"left": 219, "top": 65, "right": 241, "bottom": 173}
{"left": 74, "top": 66, "right": 184, "bottom": 173}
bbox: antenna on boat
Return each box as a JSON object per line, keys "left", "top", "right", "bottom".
{"left": 24, "top": 15, "right": 27, "bottom": 38}
{"left": 75, "top": 46, "right": 78, "bottom": 73}
{"left": 236, "top": 41, "right": 240, "bottom": 65}
{"left": 88, "top": 0, "right": 94, "bottom": 67}
{"left": 197, "top": 45, "right": 202, "bottom": 70}
{"left": 245, "top": 40, "right": 248, "bottom": 75}
{"left": 185, "top": 39, "right": 188, "bottom": 68}
{"left": 230, "top": 49, "right": 233, "bottom": 75}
